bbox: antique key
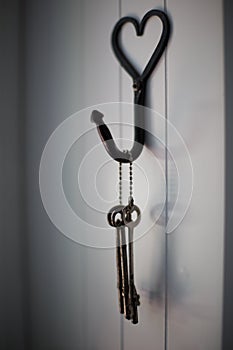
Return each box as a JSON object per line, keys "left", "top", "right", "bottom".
{"left": 123, "top": 197, "right": 141, "bottom": 324}
{"left": 107, "top": 205, "right": 124, "bottom": 314}
{"left": 107, "top": 161, "right": 141, "bottom": 323}
{"left": 107, "top": 205, "right": 131, "bottom": 319}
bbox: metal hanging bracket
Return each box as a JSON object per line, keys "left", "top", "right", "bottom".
{"left": 91, "top": 9, "right": 170, "bottom": 163}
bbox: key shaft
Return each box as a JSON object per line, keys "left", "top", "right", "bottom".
{"left": 116, "top": 226, "right": 124, "bottom": 314}
{"left": 123, "top": 200, "right": 141, "bottom": 324}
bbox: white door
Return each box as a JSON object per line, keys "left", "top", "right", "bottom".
{"left": 26, "top": 0, "right": 224, "bottom": 349}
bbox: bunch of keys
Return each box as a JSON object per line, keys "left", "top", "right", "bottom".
{"left": 107, "top": 161, "right": 141, "bottom": 324}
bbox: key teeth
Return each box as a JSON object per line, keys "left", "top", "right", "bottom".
{"left": 124, "top": 303, "right": 131, "bottom": 320}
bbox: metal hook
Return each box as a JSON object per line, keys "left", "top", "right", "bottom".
{"left": 91, "top": 9, "right": 170, "bottom": 163}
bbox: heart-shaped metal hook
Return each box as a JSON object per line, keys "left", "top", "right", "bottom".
{"left": 111, "top": 9, "right": 170, "bottom": 83}
{"left": 91, "top": 9, "right": 170, "bottom": 163}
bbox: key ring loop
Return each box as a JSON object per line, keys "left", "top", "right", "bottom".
{"left": 122, "top": 204, "right": 141, "bottom": 227}
{"left": 107, "top": 205, "right": 125, "bottom": 227}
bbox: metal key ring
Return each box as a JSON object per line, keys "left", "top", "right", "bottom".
{"left": 122, "top": 204, "right": 141, "bottom": 227}
{"left": 107, "top": 205, "right": 125, "bottom": 227}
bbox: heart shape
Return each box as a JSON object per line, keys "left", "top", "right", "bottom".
{"left": 111, "top": 9, "right": 170, "bottom": 83}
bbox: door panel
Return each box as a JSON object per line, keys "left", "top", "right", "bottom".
{"left": 26, "top": 0, "right": 121, "bottom": 349}
{"left": 167, "top": 1, "right": 224, "bottom": 349}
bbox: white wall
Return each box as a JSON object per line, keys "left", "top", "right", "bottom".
{"left": 25, "top": 0, "right": 120, "bottom": 348}
{"left": 167, "top": 1, "right": 224, "bottom": 349}
{"left": 23, "top": 0, "right": 224, "bottom": 349}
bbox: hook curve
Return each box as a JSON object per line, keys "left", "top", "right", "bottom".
{"left": 91, "top": 9, "right": 170, "bottom": 163}
{"left": 91, "top": 109, "right": 144, "bottom": 163}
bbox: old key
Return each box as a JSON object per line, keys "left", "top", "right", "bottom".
{"left": 107, "top": 162, "right": 141, "bottom": 323}
{"left": 107, "top": 205, "right": 131, "bottom": 319}
{"left": 123, "top": 197, "right": 141, "bottom": 324}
